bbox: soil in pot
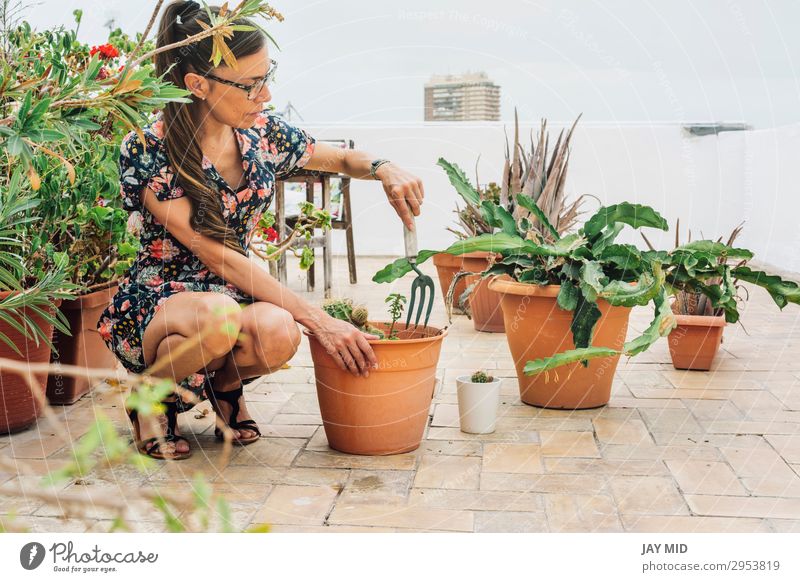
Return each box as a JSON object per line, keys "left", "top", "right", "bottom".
{"left": 47, "top": 282, "right": 119, "bottom": 405}
{"left": 668, "top": 313, "right": 725, "bottom": 371}
{"left": 489, "top": 278, "right": 631, "bottom": 409}
{"left": 0, "top": 294, "right": 60, "bottom": 434}
{"left": 307, "top": 322, "right": 446, "bottom": 455}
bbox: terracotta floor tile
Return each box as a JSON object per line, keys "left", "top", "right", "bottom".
{"left": 251, "top": 484, "right": 339, "bottom": 526}
{"left": 544, "top": 494, "right": 623, "bottom": 532}
{"left": 482, "top": 443, "right": 544, "bottom": 474}
{"left": 609, "top": 476, "right": 689, "bottom": 516}
{"left": 539, "top": 431, "right": 600, "bottom": 457}
{"left": 664, "top": 459, "right": 747, "bottom": 495}
{"left": 413, "top": 455, "right": 481, "bottom": 489}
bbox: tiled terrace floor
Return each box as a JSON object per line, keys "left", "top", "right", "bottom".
{"left": 2, "top": 257, "right": 800, "bottom": 533}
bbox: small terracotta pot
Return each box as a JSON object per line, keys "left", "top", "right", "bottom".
{"left": 433, "top": 252, "right": 466, "bottom": 314}
{"left": 433, "top": 252, "right": 505, "bottom": 332}
{"left": 47, "top": 282, "right": 119, "bottom": 405}
{"left": 668, "top": 313, "right": 726, "bottom": 371}
{"left": 489, "top": 278, "right": 631, "bottom": 409}
{"left": 307, "top": 322, "right": 446, "bottom": 455}
{"left": 0, "top": 293, "right": 61, "bottom": 434}
{"left": 462, "top": 252, "right": 505, "bottom": 333}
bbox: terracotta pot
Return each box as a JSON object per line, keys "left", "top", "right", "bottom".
{"left": 307, "top": 322, "right": 446, "bottom": 455}
{"left": 668, "top": 313, "right": 726, "bottom": 371}
{"left": 0, "top": 292, "right": 61, "bottom": 434}
{"left": 47, "top": 282, "right": 119, "bottom": 405}
{"left": 433, "top": 252, "right": 505, "bottom": 332}
{"left": 462, "top": 252, "right": 505, "bottom": 333}
{"left": 433, "top": 252, "right": 466, "bottom": 314}
{"left": 488, "top": 278, "right": 631, "bottom": 409}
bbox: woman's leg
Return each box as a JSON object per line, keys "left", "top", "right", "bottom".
{"left": 209, "top": 302, "right": 302, "bottom": 439}
{"left": 137, "top": 292, "right": 244, "bottom": 454}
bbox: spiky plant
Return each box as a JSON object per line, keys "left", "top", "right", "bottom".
{"left": 470, "top": 370, "right": 493, "bottom": 383}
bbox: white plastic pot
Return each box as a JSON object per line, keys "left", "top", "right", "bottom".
{"left": 456, "top": 375, "right": 502, "bottom": 434}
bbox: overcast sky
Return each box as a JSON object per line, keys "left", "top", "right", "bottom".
{"left": 23, "top": 0, "right": 800, "bottom": 128}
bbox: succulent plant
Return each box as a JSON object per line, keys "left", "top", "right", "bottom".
{"left": 322, "top": 298, "right": 385, "bottom": 339}
{"left": 470, "top": 370, "right": 494, "bottom": 383}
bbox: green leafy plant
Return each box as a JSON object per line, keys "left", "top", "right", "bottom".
{"left": 385, "top": 293, "right": 407, "bottom": 340}
{"left": 470, "top": 370, "right": 494, "bottom": 383}
{"left": 250, "top": 202, "right": 331, "bottom": 271}
{"left": 375, "top": 157, "right": 800, "bottom": 376}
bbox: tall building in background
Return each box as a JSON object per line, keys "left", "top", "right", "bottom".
{"left": 424, "top": 72, "right": 501, "bottom": 122}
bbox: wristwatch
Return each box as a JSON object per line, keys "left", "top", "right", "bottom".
{"left": 369, "top": 159, "right": 391, "bottom": 179}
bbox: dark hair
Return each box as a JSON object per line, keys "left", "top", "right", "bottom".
{"left": 155, "top": 1, "right": 266, "bottom": 254}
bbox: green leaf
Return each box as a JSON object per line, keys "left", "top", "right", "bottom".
{"left": 556, "top": 280, "right": 579, "bottom": 311}
{"left": 598, "top": 243, "right": 642, "bottom": 270}
{"left": 584, "top": 203, "right": 668, "bottom": 240}
{"left": 591, "top": 223, "right": 625, "bottom": 255}
{"left": 373, "top": 233, "right": 529, "bottom": 283}
{"left": 579, "top": 261, "right": 606, "bottom": 303}
{"left": 516, "top": 193, "right": 560, "bottom": 240}
{"left": 622, "top": 288, "right": 676, "bottom": 356}
{"left": 675, "top": 240, "right": 753, "bottom": 261}
{"left": 480, "top": 200, "right": 517, "bottom": 236}
{"left": 731, "top": 266, "right": 800, "bottom": 309}
{"left": 523, "top": 347, "right": 621, "bottom": 375}
{"left": 570, "top": 290, "right": 603, "bottom": 352}
{"left": 437, "top": 158, "right": 480, "bottom": 205}
{"left": 599, "top": 263, "right": 663, "bottom": 307}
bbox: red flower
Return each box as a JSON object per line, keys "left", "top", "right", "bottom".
{"left": 264, "top": 226, "right": 279, "bottom": 242}
{"left": 90, "top": 43, "right": 119, "bottom": 60}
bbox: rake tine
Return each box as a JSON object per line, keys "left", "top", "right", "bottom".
{"left": 414, "top": 279, "right": 428, "bottom": 327}
{"left": 422, "top": 278, "right": 435, "bottom": 327}
{"left": 406, "top": 278, "right": 419, "bottom": 328}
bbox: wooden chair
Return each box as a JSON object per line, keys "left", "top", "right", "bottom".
{"left": 273, "top": 139, "right": 357, "bottom": 297}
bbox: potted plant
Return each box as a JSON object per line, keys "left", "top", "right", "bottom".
{"left": 642, "top": 220, "right": 739, "bottom": 371}
{"left": 306, "top": 294, "right": 447, "bottom": 455}
{"left": 650, "top": 221, "right": 800, "bottom": 372}
{"left": 456, "top": 369, "right": 502, "bottom": 434}
{"left": 0, "top": 172, "right": 76, "bottom": 433}
{"left": 437, "top": 114, "right": 590, "bottom": 333}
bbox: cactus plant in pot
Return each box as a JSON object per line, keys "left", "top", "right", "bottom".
{"left": 306, "top": 295, "right": 446, "bottom": 455}
{"left": 456, "top": 370, "right": 502, "bottom": 434}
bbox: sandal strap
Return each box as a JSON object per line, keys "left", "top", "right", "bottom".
{"left": 230, "top": 419, "right": 261, "bottom": 435}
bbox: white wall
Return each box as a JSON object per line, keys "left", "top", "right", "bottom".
{"left": 302, "top": 121, "right": 796, "bottom": 276}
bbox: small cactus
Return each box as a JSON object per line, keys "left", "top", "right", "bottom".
{"left": 350, "top": 305, "right": 369, "bottom": 328}
{"left": 322, "top": 298, "right": 353, "bottom": 322}
{"left": 470, "top": 370, "right": 493, "bottom": 383}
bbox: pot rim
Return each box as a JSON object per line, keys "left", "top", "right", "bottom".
{"left": 304, "top": 322, "right": 448, "bottom": 345}
{"left": 488, "top": 277, "right": 562, "bottom": 297}
{"left": 672, "top": 313, "right": 727, "bottom": 327}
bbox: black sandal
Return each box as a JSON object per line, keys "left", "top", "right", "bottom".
{"left": 127, "top": 400, "right": 192, "bottom": 460}
{"left": 209, "top": 384, "right": 261, "bottom": 446}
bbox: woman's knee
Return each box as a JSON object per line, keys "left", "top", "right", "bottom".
{"left": 245, "top": 303, "right": 301, "bottom": 360}
{"left": 196, "top": 294, "right": 243, "bottom": 358}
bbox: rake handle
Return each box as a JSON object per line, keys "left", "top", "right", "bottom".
{"left": 403, "top": 218, "right": 418, "bottom": 260}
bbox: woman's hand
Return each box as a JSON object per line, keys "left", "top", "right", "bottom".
{"left": 313, "top": 314, "right": 379, "bottom": 377}
{"left": 376, "top": 163, "right": 425, "bottom": 230}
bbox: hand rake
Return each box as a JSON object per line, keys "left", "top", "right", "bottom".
{"left": 403, "top": 219, "right": 435, "bottom": 329}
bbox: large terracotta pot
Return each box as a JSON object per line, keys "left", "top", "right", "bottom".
{"left": 433, "top": 253, "right": 466, "bottom": 314}
{"left": 307, "top": 322, "right": 446, "bottom": 455}
{"left": 668, "top": 313, "right": 725, "bottom": 371}
{"left": 0, "top": 293, "right": 61, "bottom": 434}
{"left": 488, "top": 279, "right": 631, "bottom": 409}
{"left": 47, "top": 282, "right": 119, "bottom": 405}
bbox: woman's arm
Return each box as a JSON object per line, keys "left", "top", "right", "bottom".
{"left": 142, "top": 187, "right": 378, "bottom": 377}
{"left": 303, "top": 142, "right": 425, "bottom": 230}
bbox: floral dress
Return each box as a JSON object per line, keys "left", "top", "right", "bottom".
{"left": 96, "top": 111, "right": 316, "bottom": 410}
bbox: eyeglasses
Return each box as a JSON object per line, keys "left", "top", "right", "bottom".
{"left": 202, "top": 59, "right": 278, "bottom": 100}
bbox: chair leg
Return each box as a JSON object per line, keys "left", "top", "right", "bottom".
{"left": 322, "top": 176, "right": 332, "bottom": 298}
{"left": 342, "top": 177, "right": 357, "bottom": 284}
{"left": 305, "top": 178, "right": 315, "bottom": 292}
